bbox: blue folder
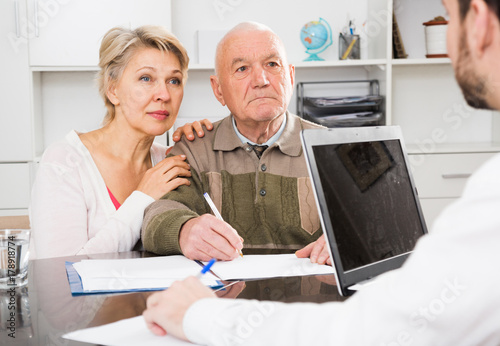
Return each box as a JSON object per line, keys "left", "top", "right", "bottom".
{"left": 65, "top": 261, "right": 223, "bottom": 296}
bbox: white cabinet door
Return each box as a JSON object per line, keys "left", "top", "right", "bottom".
{"left": 27, "top": 0, "right": 172, "bottom": 66}
{"left": 0, "top": 163, "right": 31, "bottom": 209}
{"left": 409, "top": 153, "right": 495, "bottom": 198}
{"left": 0, "top": 0, "right": 33, "bottom": 162}
{"left": 418, "top": 198, "right": 456, "bottom": 232}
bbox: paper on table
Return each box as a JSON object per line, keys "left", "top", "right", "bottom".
{"left": 208, "top": 254, "right": 335, "bottom": 280}
{"left": 72, "top": 255, "right": 220, "bottom": 292}
{"left": 63, "top": 315, "right": 200, "bottom": 346}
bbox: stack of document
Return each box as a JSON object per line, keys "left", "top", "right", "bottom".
{"left": 303, "top": 94, "right": 383, "bottom": 127}
{"left": 68, "top": 255, "right": 221, "bottom": 294}
{"left": 206, "top": 254, "right": 335, "bottom": 280}
{"left": 64, "top": 316, "right": 198, "bottom": 346}
{"left": 306, "top": 95, "right": 382, "bottom": 107}
{"left": 66, "top": 254, "right": 335, "bottom": 295}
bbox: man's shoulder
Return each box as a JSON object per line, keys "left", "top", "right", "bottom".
{"left": 170, "top": 117, "right": 229, "bottom": 156}
{"left": 288, "top": 113, "right": 324, "bottom": 130}
{"left": 298, "top": 117, "right": 325, "bottom": 130}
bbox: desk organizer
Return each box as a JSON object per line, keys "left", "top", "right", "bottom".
{"left": 296, "top": 80, "right": 384, "bottom": 127}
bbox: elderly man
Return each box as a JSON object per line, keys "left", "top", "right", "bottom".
{"left": 143, "top": 0, "right": 500, "bottom": 344}
{"left": 142, "top": 22, "right": 329, "bottom": 263}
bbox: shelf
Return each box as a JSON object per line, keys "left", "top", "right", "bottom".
{"left": 188, "top": 63, "right": 215, "bottom": 71}
{"left": 406, "top": 142, "right": 500, "bottom": 154}
{"left": 293, "top": 59, "right": 387, "bottom": 68}
{"left": 391, "top": 58, "right": 451, "bottom": 66}
{"left": 188, "top": 59, "right": 388, "bottom": 71}
{"left": 32, "top": 65, "right": 213, "bottom": 72}
{"left": 31, "top": 59, "right": 390, "bottom": 73}
{"left": 31, "top": 66, "right": 100, "bottom": 72}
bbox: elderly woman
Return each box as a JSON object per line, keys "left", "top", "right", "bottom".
{"left": 30, "top": 26, "right": 211, "bottom": 259}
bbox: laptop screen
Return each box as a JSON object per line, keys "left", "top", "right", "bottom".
{"left": 312, "top": 139, "right": 426, "bottom": 272}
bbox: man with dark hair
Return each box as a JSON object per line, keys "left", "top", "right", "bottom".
{"left": 143, "top": 0, "right": 500, "bottom": 344}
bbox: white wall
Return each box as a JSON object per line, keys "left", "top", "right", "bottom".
{"left": 172, "top": 0, "right": 369, "bottom": 64}
{"left": 395, "top": 0, "right": 447, "bottom": 59}
{"left": 392, "top": 64, "right": 493, "bottom": 144}
{"left": 171, "top": 0, "right": 377, "bottom": 126}
{"left": 39, "top": 72, "right": 104, "bottom": 149}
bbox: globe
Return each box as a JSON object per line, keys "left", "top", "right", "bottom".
{"left": 301, "top": 23, "right": 328, "bottom": 50}
{"left": 300, "top": 18, "right": 332, "bottom": 61}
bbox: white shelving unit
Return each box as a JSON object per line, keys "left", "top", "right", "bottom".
{"left": 391, "top": 58, "right": 451, "bottom": 65}
{"left": 1, "top": 0, "right": 499, "bottom": 227}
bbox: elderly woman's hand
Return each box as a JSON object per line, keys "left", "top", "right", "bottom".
{"left": 136, "top": 154, "right": 191, "bottom": 200}
{"left": 171, "top": 119, "right": 214, "bottom": 142}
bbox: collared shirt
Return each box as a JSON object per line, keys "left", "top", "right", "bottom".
{"left": 142, "top": 112, "right": 324, "bottom": 255}
{"left": 232, "top": 113, "right": 287, "bottom": 147}
{"left": 213, "top": 111, "right": 304, "bottom": 158}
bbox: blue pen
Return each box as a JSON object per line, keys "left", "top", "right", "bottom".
{"left": 196, "top": 258, "right": 216, "bottom": 279}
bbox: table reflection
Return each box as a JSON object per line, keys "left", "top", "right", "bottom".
{"left": 0, "top": 285, "right": 33, "bottom": 343}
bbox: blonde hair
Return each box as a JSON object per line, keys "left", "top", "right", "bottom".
{"left": 97, "top": 25, "right": 189, "bottom": 125}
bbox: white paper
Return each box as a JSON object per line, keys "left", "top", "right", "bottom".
{"left": 63, "top": 315, "right": 199, "bottom": 346}
{"left": 208, "top": 254, "right": 335, "bottom": 280}
{"left": 72, "top": 255, "right": 220, "bottom": 292}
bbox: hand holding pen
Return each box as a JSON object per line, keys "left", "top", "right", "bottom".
{"left": 177, "top": 193, "right": 244, "bottom": 261}
{"left": 203, "top": 193, "right": 244, "bottom": 258}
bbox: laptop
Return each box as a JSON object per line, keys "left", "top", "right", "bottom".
{"left": 300, "top": 126, "right": 428, "bottom": 296}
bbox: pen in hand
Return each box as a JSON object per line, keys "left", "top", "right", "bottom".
{"left": 196, "top": 258, "right": 216, "bottom": 279}
{"left": 203, "top": 192, "right": 244, "bottom": 258}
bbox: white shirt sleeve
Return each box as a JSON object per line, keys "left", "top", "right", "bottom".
{"left": 30, "top": 136, "right": 155, "bottom": 259}
{"left": 184, "top": 298, "right": 351, "bottom": 346}
{"left": 73, "top": 190, "right": 154, "bottom": 256}
{"left": 182, "top": 153, "right": 500, "bottom": 345}
{"left": 184, "top": 246, "right": 500, "bottom": 346}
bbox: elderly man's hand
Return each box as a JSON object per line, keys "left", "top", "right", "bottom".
{"left": 143, "top": 277, "right": 216, "bottom": 340}
{"left": 179, "top": 214, "right": 244, "bottom": 261}
{"left": 215, "top": 281, "right": 246, "bottom": 299}
{"left": 295, "top": 234, "right": 332, "bottom": 266}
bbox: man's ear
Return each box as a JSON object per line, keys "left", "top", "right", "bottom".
{"left": 288, "top": 64, "right": 295, "bottom": 87}
{"left": 470, "top": 0, "right": 495, "bottom": 58}
{"left": 106, "top": 82, "right": 120, "bottom": 106}
{"left": 210, "top": 75, "right": 226, "bottom": 106}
